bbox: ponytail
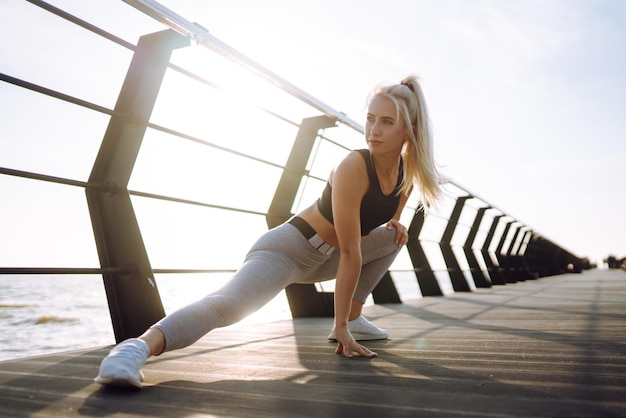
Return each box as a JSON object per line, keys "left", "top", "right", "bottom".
{"left": 370, "top": 75, "right": 442, "bottom": 210}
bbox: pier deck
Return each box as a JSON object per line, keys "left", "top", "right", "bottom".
{"left": 1, "top": 270, "right": 625, "bottom": 417}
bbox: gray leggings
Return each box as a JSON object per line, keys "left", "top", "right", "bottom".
{"left": 152, "top": 222, "right": 401, "bottom": 352}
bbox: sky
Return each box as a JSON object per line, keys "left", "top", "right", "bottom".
{"left": 155, "top": 0, "right": 626, "bottom": 265}
{"left": 1, "top": 0, "right": 625, "bottom": 268}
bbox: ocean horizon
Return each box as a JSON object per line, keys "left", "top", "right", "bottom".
{"left": 0, "top": 274, "right": 294, "bottom": 362}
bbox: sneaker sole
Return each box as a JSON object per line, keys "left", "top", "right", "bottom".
{"left": 328, "top": 333, "right": 388, "bottom": 341}
{"left": 93, "top": 370, "right": 144, "bottom": 389}
{"left": 94, "top": 374, "right": 143, "bottom": 389}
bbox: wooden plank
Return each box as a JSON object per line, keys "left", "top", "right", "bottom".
{"left": 0, "top": 270, "right": 625, "bottom": 417}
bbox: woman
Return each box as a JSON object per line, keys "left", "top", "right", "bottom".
{"left": 95, "top": 75, "right": 442, "bottom": 388}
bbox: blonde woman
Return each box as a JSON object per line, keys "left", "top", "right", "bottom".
{"left": 96, "top": 75, "right": 442, "bottom": 388}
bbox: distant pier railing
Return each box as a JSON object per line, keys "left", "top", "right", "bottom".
{"left": 1, "top": 0, "right": 589, "bottom": 343}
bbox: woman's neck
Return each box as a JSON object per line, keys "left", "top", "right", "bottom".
{"left": 370, "top": 153, "right": 400, "bottom": 176}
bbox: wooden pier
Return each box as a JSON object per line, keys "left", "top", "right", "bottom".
{"left": 1, "top": 269, "right": 625, "bottom": 417}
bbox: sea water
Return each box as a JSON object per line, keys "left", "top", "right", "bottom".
{"left": 0, "top": 270, "right": 423, "bottom": 362}
{"left": 0, "top": 274, "right": 293, "bottom": 362}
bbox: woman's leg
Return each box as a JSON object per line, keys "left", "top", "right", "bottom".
{"left": 298, "top": 224, "right": 401, "bottom": 339}
{"left": 299, "top": 224, "right": 401, "bottom": 306}
{"left": 136, "top": 242, "right": 305, "bottom": 355}
{"left": 96, "top": 223, "right": 332, "bottom": 387}
{"left": 353, "top": 225, "right": 402, "bottom": 304}
{"left": 151, "top": 248, "right": 301, "bottom": 352}
{"left": 152, "top": 223, "right": 334, "bottom": 352}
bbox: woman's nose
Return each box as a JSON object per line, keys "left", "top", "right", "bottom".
{"left": 369, "top": 122, "right": 380, "bottom": 136}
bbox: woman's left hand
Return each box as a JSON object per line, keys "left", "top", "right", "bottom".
{"left": 386, "top": 219, "right": 409, "bottom": 247}
{"left": 334, "top": 325, "right": 378, "bottom": 358}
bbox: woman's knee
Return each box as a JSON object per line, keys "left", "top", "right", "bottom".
{"left": 368, "top": 225, "right": 402, "bottom": 253}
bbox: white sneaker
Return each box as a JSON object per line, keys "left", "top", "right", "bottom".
{"left": 94, "top": 338, "right": 150, "bottom": 388}
{"left": 328, "top": 315, "right": 389, "bottom": 341}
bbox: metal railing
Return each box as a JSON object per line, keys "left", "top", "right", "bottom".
{"left": 0, "top": 0, "right": 588, "bottom": 343}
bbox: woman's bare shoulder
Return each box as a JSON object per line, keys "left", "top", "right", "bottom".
{"left": 331, "top": 151, "right": 369, "bottom": 197}
{"left": 335, "top": 150, "right": 367, "bottom": 173}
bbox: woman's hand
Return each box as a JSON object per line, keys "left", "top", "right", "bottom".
{"left": 334, "top": 325, "right": 378, "bottom": 358}
{"left": 386, "top": 219, "right": 409, "bottom": 247}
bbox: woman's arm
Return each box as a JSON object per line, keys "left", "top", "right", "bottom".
{"left": 330, "top": 152, "right": 377, "bottom": 358}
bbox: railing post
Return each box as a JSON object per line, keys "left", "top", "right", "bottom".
{"left": 439, "top": 196, "right": 472, "bottom": 292}
{"left": 526, "top": 235, "right": 583, "bottom": 276}
{"left": 371, "top": 271, "right": 402, "bottom": 304}
{"left": 495, "top": 221, "right": 517, "bottom": 283}
{"left": 407, "top": 209, "right": 443, "bottom": 296}
{"left": 527, "top": 236, "right": 558, "bottom": 276}
{"left": 515, "top": 227, "right": 538, "bottom": 280}
{"left": 463, "top": 207, "right": 492, "bottom": 288}
{"left": 266, "top": 116, "right": 337, "bottom": 318}
{"left": 266, "top": 115, "right": 335, "bottom": 228}
{"left": 524, "top": 233, "right": 546, "bottom": 277}
{"left": 505, "top": 224, "right": 525, "bottom": 282}
{"left": 86, "top": 30, "right": 189, "bottom": 342}
{"left": 481, "top": 214, "right": 507, "bottom": 285}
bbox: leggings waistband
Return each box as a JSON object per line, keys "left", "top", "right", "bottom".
{"left": 288, "top": 217, "right": 336, "bottom": 256}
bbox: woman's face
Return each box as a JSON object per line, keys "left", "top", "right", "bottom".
{"left": 365, "top": 95, "right": 407, "bottom": 155}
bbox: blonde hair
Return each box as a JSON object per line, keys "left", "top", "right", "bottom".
{"left": 369, "top": 75, "right": 442, "bottom": 210}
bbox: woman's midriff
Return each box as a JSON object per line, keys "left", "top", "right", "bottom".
{"left": 296, "top": 203, "right": 367, "bottom": 248}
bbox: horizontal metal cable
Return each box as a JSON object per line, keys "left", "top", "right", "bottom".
{"left": 316, "top": 133, "right": 352, "bottom": 152}
{"left": 416, "top": 238, "right": 479, "bottom": 248}
{"left": 128, "top": 189, "right": 268, "bottom": 217}
{"left": 0, "top": 267, "right": 133, "bottom": 275}
{"left": 0, "top": 166, "right": 102, "bottom": 190}
{"left": 391, "top": 267, "right": 457, "bottom": 273}
{"left": 4, "top": 267, "right": 473, "bottom": 277}
{"left": 152, "top": 268, "right": 237, "bottom": 274}
{"left": 26, "top": 0, "right": 136, "bottom": 51}
{"left": 0, "top": 73, "right": 299, "bottom": 176}
{"left": 0, "top": 164, "right": 313, "bottom": 220}
{"left": 146, "top": 123, "right": 286, "bottom": 170}
{"left": 1, "top": 72, "right": 117, "bottom": 116}
{"left": 167, "top": 63, "right": 299, "bottom": 127}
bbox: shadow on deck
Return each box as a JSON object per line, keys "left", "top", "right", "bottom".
{"left": 1, "top": 270, "right": 625, "bottom": 417}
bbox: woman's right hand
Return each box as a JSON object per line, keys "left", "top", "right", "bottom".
{"left": 334, "top": 325, "right": 378, "bottom": 358}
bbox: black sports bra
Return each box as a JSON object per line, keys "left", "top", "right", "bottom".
{"left": 316, "top": 149, "right": 403, "bottom": 235}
